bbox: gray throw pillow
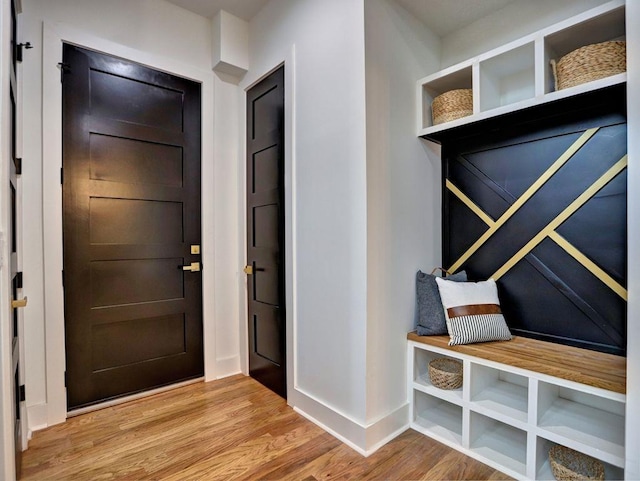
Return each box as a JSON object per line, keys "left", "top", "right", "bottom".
{"left": 416, "top": 269, "right": 467, "bottom": 336}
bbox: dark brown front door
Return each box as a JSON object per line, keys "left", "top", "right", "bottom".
{"left": 62, "top": 45, "right": 203, "bottom": 410}
{"left": 246, "top": 66, "right": 286, "bottom": 398}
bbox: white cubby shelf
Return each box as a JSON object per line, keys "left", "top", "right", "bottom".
{"left": 417, "top": 0, "right": 626, "bottom": 139}
{"left": 407, "top": 336, "right": 626, "bottom": 480}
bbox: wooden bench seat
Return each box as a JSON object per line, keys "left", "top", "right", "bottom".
{"left": 407, "top": 332, "right": 626, "bottom": 394}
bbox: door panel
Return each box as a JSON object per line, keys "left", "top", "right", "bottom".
{"left": 89, "top": 198, "right": 184, "bottom": 245}
{"left": 253, "top": 307, "right": 282, "bottom": 364}
{"left": 88, "top": 69, "right": 184, "bottom": 130}
{"left": 89, "top": 135, "right": 183, "bottom": 186}
{"left": 92, "top": 314, "right": 186, "bottom": 371}
{"left": 246, "top": 66, "right": 286, "bottom": 398}
{"left": 63, "top": 44, "right": 203, "bottom": 410}
{"left": 253, "top": 259, "right": 279, "bottom": 306}
{"left": 89, "top": 258, "right": 184, "bottom": 307}
{"left": 253, "top": 146, "right": 279, "bottom": 193}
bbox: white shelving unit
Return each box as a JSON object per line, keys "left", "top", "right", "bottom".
{"left": 407, "top": 340, "right": 626, "bottom": 480}
{"left": 417, "top": 0, "right": 626, "bottom": 138}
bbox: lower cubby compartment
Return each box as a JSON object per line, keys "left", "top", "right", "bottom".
{"left": 535, "top": 437, "right": 625, "bottom": 481}
{"left": 469, "top": 412, "right": 527, "bottom": 477}
{"left": 413, "top": 390, "right": 462, "bottom": 447}
{"left": 470, "top": 364, "right": 528, "bottom": 424}
{"left": 413, "top": 348, "right": 464, "bottom": 402}
{"left": 537, "top": 381, "right": 625, "bottom": 463}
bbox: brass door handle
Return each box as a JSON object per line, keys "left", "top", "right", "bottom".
{"left": 182, "top": 262, "right": 201, "bottom": 272}
{"left": 243, "top": 265, "right": 266, "bottom": 274}
{"left": 11, "top": 297, "right": 28, "bottom": 309}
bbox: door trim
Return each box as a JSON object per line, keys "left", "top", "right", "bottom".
{"left": 41, "top": 22, "right": 216, "bottom": 425}
{"left": 240, "top": 51, "right": 296, "bottom": 402}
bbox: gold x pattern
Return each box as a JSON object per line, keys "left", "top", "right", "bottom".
{"left": 446, "top": 127, "right": 628, "bottom": 301}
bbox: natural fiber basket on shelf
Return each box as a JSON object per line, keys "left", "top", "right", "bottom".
{"left": 552, "top": 40, "right": 626, "bottom": 91}
{"left": 431, "top": 89, "right": 472, "bottom": 125}
{"left": 428, "top": 358, "right": 463, "bottom": 390}
{"left": 549, "top": 444, "right": 604, "bottom": 481}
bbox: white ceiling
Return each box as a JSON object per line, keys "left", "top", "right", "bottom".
{"left": 166, "top": 0, "right": 516, "bottom": 37}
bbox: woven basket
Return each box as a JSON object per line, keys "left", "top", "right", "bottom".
{"left": 552, "top": 40, "right": 626, "bottom": 91}
{"left": 549, "top": 445, "right": 604, "bottom": 481}
{"left": 428, "top": 358, "right": 463, "bottom": 390}
{"left": 431, "top": 89, "right": 473, "bottom": 125}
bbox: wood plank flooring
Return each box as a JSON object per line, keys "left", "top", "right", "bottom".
{"left": 22, "top": 375, "right": 510, "bottom": 480}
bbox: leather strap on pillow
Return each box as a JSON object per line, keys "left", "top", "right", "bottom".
{"left": 447, "top": 304, "right": 502, "bottom": 318}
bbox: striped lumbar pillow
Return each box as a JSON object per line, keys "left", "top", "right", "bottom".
{"left": 435, "top": 277, "right": 512, "bottom": 346}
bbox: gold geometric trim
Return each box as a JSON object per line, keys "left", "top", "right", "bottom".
{"left": 491, "top": 155, "right": 628, "bottom": 281}
{"left": 448, "top": 128, "right": 599, "bottom": 273}
{"left": 445, "top": 180, "right": 495, "bottom": 227}
{"left": 549, "top": 231, "right": 628, "bottom": 301}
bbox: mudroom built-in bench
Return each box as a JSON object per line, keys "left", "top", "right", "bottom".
{"left": 407, "top": 332, "right": 626, "bottom": 480}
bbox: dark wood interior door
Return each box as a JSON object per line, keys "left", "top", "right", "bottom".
{"left": 62, "top": 45, "right": 203, "bottom": 410}
{"left": 246, "top": 66, "right": 286, "bottom": 398}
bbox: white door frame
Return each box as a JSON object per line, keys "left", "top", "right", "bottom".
{"left": 41, "top": 21, "right": 216, "bottom": 426}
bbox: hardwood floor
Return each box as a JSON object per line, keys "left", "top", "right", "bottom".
{"left": 22, "top": 375, "right": 510, "bottom": 480}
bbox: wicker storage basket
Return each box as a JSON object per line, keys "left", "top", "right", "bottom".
{"left": 431, "top": 89, "right": 473, "bottom": 125}
{"left": 428, "top": 358, "right": 463, "bottom": 390}
{"left": 552, "top": 40, "right": 626, "bottom": 91}
{"left": 549, "top": 445, "right": 604, "bottom": 481}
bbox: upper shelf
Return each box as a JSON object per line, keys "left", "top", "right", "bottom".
{"left": 417, "top": 0, "right": 626, "bottom": 140}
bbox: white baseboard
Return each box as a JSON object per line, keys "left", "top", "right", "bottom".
{"left": 293, "top": 405, "right": 368, "bottom": 456}
{"left": 27, "top": 402, "right": 49, "bottom": 434}
{"left": 215, "top": 355, "right": 241, "bottom": 378}
{"left": 364, "top": 402, "right": 410, "bottom": 455}
{"left": 291, "top": 387, "right": 409, "bottom": 455}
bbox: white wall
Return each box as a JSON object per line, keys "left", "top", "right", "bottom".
{"left": 363, "top": 0, "right": 440, "bottom": 439}
{"left": 241, "top": 0, "right": 372, "bottom": 450}
{"left": 440, "top": 0, "right": 610, "bottom": 68}
{"left": 20, "top": 0, "right": 220, "bottom": 432}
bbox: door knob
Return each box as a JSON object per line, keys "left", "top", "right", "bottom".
{"left": 182, "top": 262, "right": 201, "bottom": 272}
{"left": 11, "top": 297, "right": 28, "bottom": 309}
{"left": 243, "top": 265, "right": 253, "bottom": 275}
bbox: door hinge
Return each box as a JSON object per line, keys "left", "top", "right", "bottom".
{"left": 62, "top": 270, "right": 64, "bottom": 288}
{"left": 57, "top": 62, "right": 71, "bottom": 82}
{"left": 16, "top": 42, "right": 33, "bottom": 63}
{"left": 15, "top": 272, "right": 23, "bottom": 289}
{"left": 64, "top": 371, "right": 67, "bottom": 387}
{"left": 60, "top": 167, "right": 64, "bottom": 184}
{"left": 15, "top": 158, "right": 22, "bottom": 175}
{"left": 19, "top": 384, "right": 26, "bottom": 402}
